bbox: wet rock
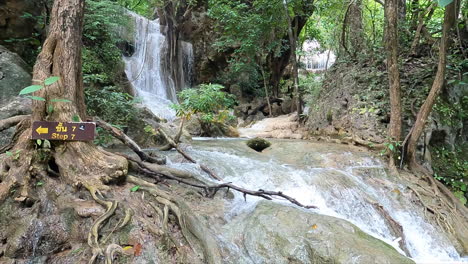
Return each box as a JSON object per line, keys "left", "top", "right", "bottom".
{"left": 246, "top": 137, "right": 271, "bottom": 152}
{"left": 0, "top": 46, "right": 31, "bottom": 104}
{"left": 227, "top": 201, "right": 414, "bottom": 264}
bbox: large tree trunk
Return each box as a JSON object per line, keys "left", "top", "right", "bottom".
{"left": 282, "top": 0, "right": 302, "bottom": 117}
{"left": 385, "top": 0, "right": 402, "bottom": 170}
{"left": 342, "top": 0, "right": 366, "bottom": 58}
{"left": 406, "top": 1, "right": 457, "bottom": 170}
{"left": 267, "top": 9, "right": 312, "bottom": 97}
{"left": 0, "top": 0, "right": 127, "bottom": 203}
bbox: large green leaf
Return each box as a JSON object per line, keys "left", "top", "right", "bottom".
{"left": 19, "top": 85, "right": 43, "bottom": 95}
{"left": 44, "top": 76, "right": 60, "bottom": 86}
{"left": 437, "top": 0, "right": 454, "bottom": 7}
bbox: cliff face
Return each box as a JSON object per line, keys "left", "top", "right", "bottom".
{"left": 0, "top": 0, "right": 46, "bottom": 63}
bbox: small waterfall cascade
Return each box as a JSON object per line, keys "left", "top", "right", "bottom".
{"left": 162, "top": 139, "right": 466, "bottom": 264}
{"left": 301, "top": 40, "right": 336, "bottom": 71}
{"left": 123, "top": 12, "right": 194, "bottom": 120}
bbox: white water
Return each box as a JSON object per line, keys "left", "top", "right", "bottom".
{"left": 165, "top": 139, "right": 465, "bottom": 263}
{"left": 123, "top": 12, "right": 194, "bottom": 120}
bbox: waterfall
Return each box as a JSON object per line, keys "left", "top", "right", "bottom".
{"left": 161, "top": 139, "right": 466, "bottom": 263}
{"left": 123, "top": 12, "right": 193, "bottom": 120}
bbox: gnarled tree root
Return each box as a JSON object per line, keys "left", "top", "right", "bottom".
{"left": 128, "top": 175, "right": 222, "bottom": 264}
{"left": 84, "top": 184, "right": 133, "bottom": 264}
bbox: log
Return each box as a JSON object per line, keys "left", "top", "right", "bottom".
{"left": 95, "top": 119, "right": 165, "bottom": 165}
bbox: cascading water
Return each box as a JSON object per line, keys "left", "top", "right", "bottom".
{"left": 162, "top": 139, "right": 466, "bottom": 264}
{"left": 123, "top": 12, "right": 194, "bottom": 120}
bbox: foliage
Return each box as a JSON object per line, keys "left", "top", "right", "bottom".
{"left": 300, "top": 73, "right": 323, "bottom": 107}
{"left": 172, "top": 83, "right": 236, "bottom": 134}
{"left": 85, "top": 86, "right": 141, "bottom": 146}
{"left": 433, "top": 146, "right": 468, "bottom": 205}
{"left": 83, "top": 0, "right": 129, "bottom": 87}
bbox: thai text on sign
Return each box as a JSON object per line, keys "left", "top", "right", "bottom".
{"left": 31, "top": 121, "right": 96, "bottom": 141}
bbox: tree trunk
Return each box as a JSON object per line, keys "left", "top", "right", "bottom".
{"left": 406, "top": 1, "right": 456, "bottom": 170}
{"left": 1, "top": 0, "right": 128, "bottom": 199}
{"left": 385, "top": 0, "right": 402, "bottom": 170}
{"left": 282, "top": 0, "right": 302, "bottom": 117}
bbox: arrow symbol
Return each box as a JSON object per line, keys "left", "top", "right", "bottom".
{"left": 36, "top": 126, "right": 49, "bottom": 135}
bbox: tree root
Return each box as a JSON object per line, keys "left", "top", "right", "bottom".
{"left": 84, "top": 184, "right": 133, "bottom": 264}
{"left": 0, "top": 115, "right": 30, "bottom": 133}
{"left": 127, "top": 175, "right": 222, "bottom": 264}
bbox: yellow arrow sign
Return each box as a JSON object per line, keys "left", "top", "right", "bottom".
{"left": 36, "top": 126, "right": 49, "bottom": 135}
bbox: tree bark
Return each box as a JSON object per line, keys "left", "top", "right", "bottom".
{"left": 29, "top": 0, "right": 128, "bottom": 187}
{"left": 406, "top": 2, "right": 457, "bottom": 170}
{"left": 282, "top": 0, "right": 302, "bottom": 117}
{"left": 385, "top": 0, "right": 402, "bottom": 170}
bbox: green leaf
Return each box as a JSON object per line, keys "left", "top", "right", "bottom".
{"left": 36, "top": 181, "right": 44, "bottom": 186}
{"left": 36, "top": 139, "right": 42, "bottom": 146}
{"left": 388, "top": 144, "right": 395, "bottom": 151}
{"left": 130, "top": 185, "right": 140, "bottom": 192}
{"left": 19, "top": 85, "right": 43, "bottom": 95}
{"left": 6, "top": 151, "right": 13, "bottom": 157}
{"left": 51, "top": 98, "right": 72, "bottom": 103}
{"left": 43, "top": 140, "right": 51, "bottom": 149}
{"left": 44, "top": 76, "right": 60, "bottom": 86}
{"left": 72, "top": 115, "right": 80, "bottom": 122}
{"left": 47, "top": 105, "right": 54, "bottom": 114}
{"left": 26, "top": 96, "right": 46, "bottom": 101}
{"left": 437, "top": 0, "right": 454, "bottom": 7}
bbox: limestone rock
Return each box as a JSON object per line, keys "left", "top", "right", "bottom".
{"left": 0, "top": 46, "right": 31, "bottom": 104}
{"left": 246, "top": 137, "right": 271, "bottom": 152}
{"left": 225, "top": 201, "right": 414, "bottom": 264}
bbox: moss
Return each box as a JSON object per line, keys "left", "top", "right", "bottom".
{"left": 246, "top": 138, "right": 271, "bottom": 152}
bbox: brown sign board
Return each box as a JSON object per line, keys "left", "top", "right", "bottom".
{"left": 31, "top": 121, "right": 96, "bottom": 141}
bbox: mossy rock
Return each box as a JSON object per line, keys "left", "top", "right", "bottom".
{"left": 246, "top": 137, "right": 271, "bottom": 152}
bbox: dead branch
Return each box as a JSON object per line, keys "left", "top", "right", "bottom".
{"left": 157, "top": 127, "right": 222, "bottom": 181}
{"left": 125, "top": 155, "right": 317, "bottom": 210}
{"left": 95, "top": 118, "right": 165, "bottom": 165}
{"left": 370, "top": 202, "right": 410, "bottom": 256}
{"left": 0, "top": 115, "right": 30, "bottom": 132}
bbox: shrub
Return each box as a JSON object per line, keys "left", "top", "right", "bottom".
{"left": 172, "top": 83, "right": 236, "bottom": 135}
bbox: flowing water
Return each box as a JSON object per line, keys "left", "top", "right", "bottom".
{"left": 123, "top": 12, "right": 193, "bottom": 120}
{"left": 163, "top": 138, "right": 465, "bottom": 263}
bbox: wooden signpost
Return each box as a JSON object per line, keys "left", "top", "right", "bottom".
{"left": 31, "top": 121, "right": 96, "bottom": 141}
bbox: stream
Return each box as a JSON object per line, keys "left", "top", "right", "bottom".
{"left": 160, "top": 138, "right": 465, "bottom": 263}
{"left": 121, "top": 11, "right": 466, "bottom": 264}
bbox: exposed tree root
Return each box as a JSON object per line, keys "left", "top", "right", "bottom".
{"left": 0, "top": 115, "right": 30, "bottom": 133}
{"left": 127, "top": 175, "right": 222, "bottom": 264}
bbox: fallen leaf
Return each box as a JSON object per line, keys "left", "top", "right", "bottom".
{"left": 123, "top": 246, "right": 133, "bottom": 251}
{"left": 311, "top": 224, "right": 318, "bottom": 230}
{"left": 134, "top": 243, "right": 142, "bottom": 257}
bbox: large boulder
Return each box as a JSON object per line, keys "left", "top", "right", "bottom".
{"left": 0, "top": 98, "right": 31, "bottom": 146}
{"left": 222, "top": 201, "right": 414, "bottom": 264}
{"left": 0, "top": 45, "right": 32, "bottom": 104}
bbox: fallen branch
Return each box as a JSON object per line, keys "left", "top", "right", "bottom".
{"left": 0, "top": 115, "right": 29, "bottom": 132}
{"left": 95, "top": 118, "right": 165, "bottom": 165}
{"left": 125, "top": 155, "right": 317, "bottom": 209}
{"left": 157, "top": 127, "right": 222, "bottom": 181}
{"left": 370, "top": 201, "right": 410, "bottom": 256}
